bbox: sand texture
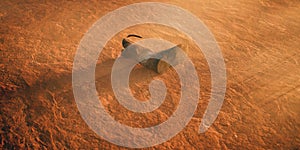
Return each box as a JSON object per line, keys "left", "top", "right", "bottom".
{"left": 0, "top": 0, "right": 300, "bottom": 149}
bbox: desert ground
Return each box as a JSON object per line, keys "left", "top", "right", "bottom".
{"left": 1, "top": 0, "right": 300, "bottom": 149}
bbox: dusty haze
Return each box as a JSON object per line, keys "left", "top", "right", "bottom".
{"left": 1, "top": 0, "right": 300, "bottom": 149}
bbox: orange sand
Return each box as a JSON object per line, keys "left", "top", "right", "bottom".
{"left": 0, "top": 0, "right": 299, "bottom": 149}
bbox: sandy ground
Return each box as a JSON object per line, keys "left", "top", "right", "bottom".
{"left": 1, "top": 0, "right": 300, "bottom": 149}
